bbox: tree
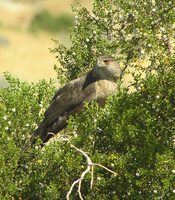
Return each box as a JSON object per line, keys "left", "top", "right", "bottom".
{"left": 0, "top": 0, "right": 174, "bottom": 199}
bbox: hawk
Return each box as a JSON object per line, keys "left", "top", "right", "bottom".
{"left": 30, "top": 55, "right": 121, "bottom": 145}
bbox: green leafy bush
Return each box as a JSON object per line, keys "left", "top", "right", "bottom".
{"left": 0, "top": 0, "right": 175, "bottom": 199}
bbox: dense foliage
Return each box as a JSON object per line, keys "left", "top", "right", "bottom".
{"left": 0, "top": 0, "right": 174, "bottom": 199}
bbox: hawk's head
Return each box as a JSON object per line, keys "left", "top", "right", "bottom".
{"left": 96, "top": 55, "right": 120, "bottom": 82}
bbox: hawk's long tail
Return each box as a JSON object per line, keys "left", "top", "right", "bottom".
{"left": 20, "top": 122, "right": 50, "bottom": 152}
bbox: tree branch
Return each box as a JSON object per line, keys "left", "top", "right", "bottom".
{"left": 46, "top": 136, "right": 118, "bottom": 200}
{"left": 66, "top": 143, "right": 118, "bottom": 200}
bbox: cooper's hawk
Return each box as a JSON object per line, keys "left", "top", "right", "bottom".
{"left": 29, "top": 55, "right": 121, "bottom": 146}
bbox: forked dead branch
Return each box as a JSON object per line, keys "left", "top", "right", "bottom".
{"left": 47, "top": 136, "right": 117, "bottom": 200}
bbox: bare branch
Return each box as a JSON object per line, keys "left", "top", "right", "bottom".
{"left": 90, "top": 165, "right": 94, "bottom": 189}
{"left": 66, "top": 143, "right": 118, "bottom": 200}
{"left": 93, "top": 163, "right": 118, "bottom": 176}
{"left": 78, "top": 166, "right": 91, "bottom": 200}
{"left": 66, "top": 179, "right": 79, "bottom": 200}
{"left": 47, "top": 135, "right": 118, "bottom": 200}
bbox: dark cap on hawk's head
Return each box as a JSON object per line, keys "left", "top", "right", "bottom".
{"left": 29, "top": 55, "right": 121, "bottom": 146}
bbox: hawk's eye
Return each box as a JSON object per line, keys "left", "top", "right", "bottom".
{"left": 104, "top": 60, "right": 110, "bottom": 65}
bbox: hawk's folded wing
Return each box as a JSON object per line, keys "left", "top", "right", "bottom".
{"left": 30, "top": 71, "right": 97, "bottom": 144}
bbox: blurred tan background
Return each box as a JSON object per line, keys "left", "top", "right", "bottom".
{"left": 0, "top": 0, "right": 92, "bottom": 86}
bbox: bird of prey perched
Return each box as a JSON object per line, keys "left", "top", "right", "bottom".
{"left": 30, "top": 55, "right": 121, "bottom": 146}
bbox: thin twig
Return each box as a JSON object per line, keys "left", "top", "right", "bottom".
{"left": 93, "top": 163, "right": 118, "bottom": 176}
{"left": 90, "top": 165, "right": 94, "bottom": 189}
{"left": 66, "top": 179, "right": 79, "bottom": 200}
{"left": 120, "top": 63, "right": 128, "bottom": 81}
